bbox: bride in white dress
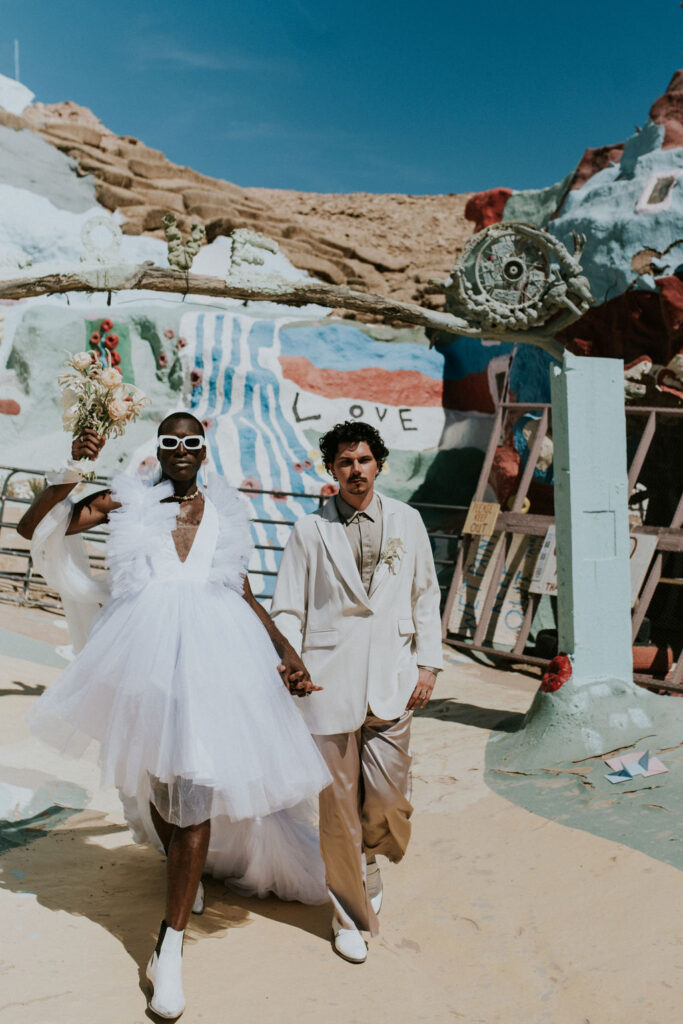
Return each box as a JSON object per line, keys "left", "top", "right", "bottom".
{"left": 18, "top": 412, "right": 331, "bottom": 1020}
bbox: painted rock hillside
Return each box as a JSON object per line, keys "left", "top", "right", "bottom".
{"left": 16, "top": 99, "right": 472, "bottom": 304}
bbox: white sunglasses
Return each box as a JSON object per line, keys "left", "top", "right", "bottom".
{"left": 158, "top": 434, "right": 206, "bottom": 451}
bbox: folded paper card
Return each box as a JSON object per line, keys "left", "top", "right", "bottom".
{"left": 603, "top": 750, "right": 668, "bottom": 784}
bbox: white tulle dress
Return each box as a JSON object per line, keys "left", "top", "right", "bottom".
{"left": 27, "top": 473, "right": 330, "bottom": 904}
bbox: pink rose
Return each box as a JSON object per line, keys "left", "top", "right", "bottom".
{"left": 108, "top": 397, "right": 129, "bottom": 421}
{"left": 72, "top": 351, "right": 92, "bottom": 370}
{"left": 100, "top": 367, "right": 122, "bottom": 389}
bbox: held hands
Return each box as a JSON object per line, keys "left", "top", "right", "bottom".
{"left": 277, "top": 647, "right": 323, "bottom": 698}
{"left": 406, "top": 667, "right": 436, "bottom": 711}
{"left": 72, "top": 429, "right": 106, "bottom": 462}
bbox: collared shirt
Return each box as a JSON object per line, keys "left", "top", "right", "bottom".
{"left": 335, "top": 491, "right": 383, "bottom": 593}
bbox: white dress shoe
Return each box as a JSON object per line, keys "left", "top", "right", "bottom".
{"left": 146, "top": 920, "right": 186, "bottom": 1019}
{"left": 191, "top": 880, "right": 204, "bottom": 915}
{"left": 366, "top": 860, "right": 383, "bottom": 915}
{"left": 332, "top": 926, "right": 367, "bottom": 964}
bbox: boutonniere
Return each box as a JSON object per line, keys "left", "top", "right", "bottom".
{"left": 379, "top": 537, "right": 406, "bottom": 574}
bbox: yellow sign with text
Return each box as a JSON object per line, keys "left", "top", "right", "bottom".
{"left": 462, "top": 501, "right": 501, "bottom": 538}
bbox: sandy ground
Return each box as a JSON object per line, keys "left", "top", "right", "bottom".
{"left": 0, "top": 604, "right": 680, "bottom": 1024}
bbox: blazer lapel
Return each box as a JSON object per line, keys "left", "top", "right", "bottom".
{"left": 368, "top": 496, "right": 399, "bottom": 600}
{"left": 315, "top": 499, "right": 371, "bottom": 609}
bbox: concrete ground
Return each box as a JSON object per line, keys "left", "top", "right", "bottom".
{"left": 0, "top": 602, "right": 680, "bottom": 1024}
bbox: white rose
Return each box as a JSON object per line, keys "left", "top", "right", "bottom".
{"left": 100, "top": 367, "right": 122, "bottom": 389}
{"left": 60, "top": 385, "right": 79, "bottom": 410}
{"left": 72, "top": 351, "right": 92, "bottom": 370}
{"left": 62, "top": 407, "right": 79, "bottom": 431}
{"left": 108, "top": 397, "right": 130, "bottom": 421}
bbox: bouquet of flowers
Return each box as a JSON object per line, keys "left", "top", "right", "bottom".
{"left": 58, "top": 350, "right": 149, "bottom": 477}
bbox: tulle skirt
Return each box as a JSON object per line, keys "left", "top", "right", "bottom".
{"left": 28, "top": 579, "right": 331, "bottom": 903}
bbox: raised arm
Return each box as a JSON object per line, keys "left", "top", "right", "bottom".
{"left": 17, "top": 430, "right": 119, "bottom": 540}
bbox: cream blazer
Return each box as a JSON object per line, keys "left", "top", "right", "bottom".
{"left": 271, "top": 493, "right": 443, "bottom": 735}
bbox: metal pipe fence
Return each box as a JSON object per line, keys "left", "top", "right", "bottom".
{"left": 0, "top": 466, "right": 463, "bottom": 609}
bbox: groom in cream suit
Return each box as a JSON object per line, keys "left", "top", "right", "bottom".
{"left": 271, "top": 421, "right": 442, "bottom": 963}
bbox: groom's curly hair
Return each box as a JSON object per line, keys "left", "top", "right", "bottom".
{"left": 319, "top": 421, "right": 389, "bottom": 473}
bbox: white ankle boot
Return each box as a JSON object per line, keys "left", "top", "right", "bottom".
{"left": 147, "top": 920, "right": 186, "bottom": 1019}
{"left": 192, "top": 880, "right": 204, "bottom": 915}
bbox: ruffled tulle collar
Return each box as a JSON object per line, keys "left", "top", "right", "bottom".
{"left": 106, "top": 473, "right": 253, "bottom": 598}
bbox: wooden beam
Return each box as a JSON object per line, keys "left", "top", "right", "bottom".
{"left": 0, "top": 263, "right": 568, "bottom": 355}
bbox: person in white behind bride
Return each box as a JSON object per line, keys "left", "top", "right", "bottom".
{"left": 18, "top": 412, "right": 330, "bottom": 1020}
{"left": 271, "top": 420, "right": 443, "bottom": 964}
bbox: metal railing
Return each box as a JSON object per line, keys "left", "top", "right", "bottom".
{"left": 0, "top": 466, "right": 462, "bottom": 609}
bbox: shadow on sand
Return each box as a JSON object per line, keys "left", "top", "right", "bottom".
{"left": 0, "top": 679, "right": 47, "bottom": 698}
{"left": 0, "top": 809, "right": 332, "bottom": 1015}
{"left": 415, "top": 698, "right": 524, "bottom": 733}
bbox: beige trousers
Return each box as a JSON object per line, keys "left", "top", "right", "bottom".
{"left": 314, "top": 710, "right": 413, "bottom": 937}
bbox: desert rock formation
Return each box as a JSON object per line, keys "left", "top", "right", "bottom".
{"left": 6, "top": 100, "right": 473, "bottom": 307}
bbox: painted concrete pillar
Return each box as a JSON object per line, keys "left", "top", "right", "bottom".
{"left": 490, "top": 351, "right": 680, "bottom": 768}
{"left": 550, "top": 351, "right": 632, "bottom": 685}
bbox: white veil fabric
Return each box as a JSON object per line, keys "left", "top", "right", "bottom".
{"left": 30, "top": 496, "right": 109, "bottom": 654}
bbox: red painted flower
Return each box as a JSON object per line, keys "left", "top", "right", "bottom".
{"left": 110, "top": 350, "right": 121, "bottom": 365}
{"left": 190, "top": 369, "right": 202, "bottom": 387}
{"left": 164, "top": 329, "right": 175, "bottom": 340}
{"left": 89, "top": 331, "right": 101, "bottom": 346}
{"left": 240, "top": 477, "right": 261, "bottom": 494}
{"left": 177, "top": 337, "right": 188, "bottom": 349}
{"left": 158, "top": 352, "right": 169, "bottom": 368}
{"left": 293, "top": 462, "right": 303, "bottom": 473}
{"left": 201, "top": 417, "right": 214, "bottom": 431}
{"left": 273, "top": 491, "right": 287, "bottom": 502}
{"left": 100, "top": 319, "right": 114, "bottom": 332}
{"left": 541, "top": 654, "right": 572, "bottom": 693}
{"left": 303, "top": 459, "right": 313, "bottom": 470}
{"left": 320, "top": 483, "right": 338, "bottom": 497}
{"left": 104, "top": 333, "right": 119, "bottom": 349}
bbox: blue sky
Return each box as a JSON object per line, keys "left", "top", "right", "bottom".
{"left": 0, "top": 0, "right": 680, "bottom": 194}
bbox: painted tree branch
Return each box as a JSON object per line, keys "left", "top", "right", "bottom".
{"left": 0, "top": 262, "right": 568, "bottom": 358}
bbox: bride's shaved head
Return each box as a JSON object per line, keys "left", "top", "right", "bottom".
{"left": 157, "top": 412, "right": 205, "bottom": 436}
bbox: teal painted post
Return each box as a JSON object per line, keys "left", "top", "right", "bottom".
{"left": 550, "top": 351, "right": 632, "bottom": 685}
